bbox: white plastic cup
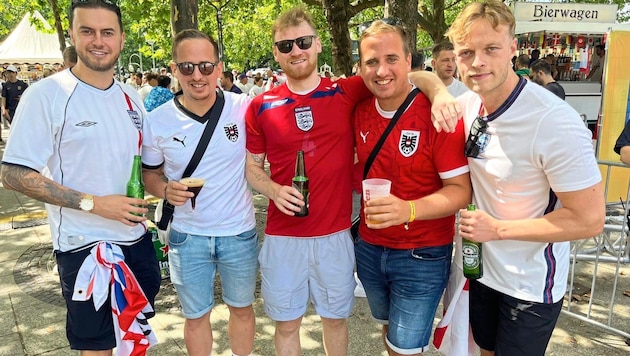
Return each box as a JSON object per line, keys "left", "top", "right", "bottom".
{"left": 362, "top": 178, "right": 392, "bottom": 201}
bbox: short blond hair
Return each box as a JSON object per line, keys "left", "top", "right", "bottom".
{"left": 446, "top": 0, "right": 515, "bottom": 45}
{"left": 272, "top": 6, "right": 317, "bottom": 40}
{"left": 358, "top": 20, "right": 410, "bottom": 61}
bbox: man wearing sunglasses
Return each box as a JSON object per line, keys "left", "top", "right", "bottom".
{"left": 432, "top": 1, "right": 605, "bottom": 355}
{"left": 1, "top": 0, "right": 162, "bottom": 354}
{"left": 245, "top": 6, "right": 461, "bottom": 356}
{"left": 142, "top": 29, "right": 258, "bottom": 356}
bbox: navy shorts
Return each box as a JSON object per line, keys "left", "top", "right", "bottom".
{"left": 469, "top": 279, "right": 562, "bottom": 356}
{"left": 56, "top": 233, "right": 161, "bottom": 350}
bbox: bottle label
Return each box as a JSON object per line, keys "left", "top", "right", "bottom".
{"left": 462, "top": 242, "right": 480, "bottom": 269}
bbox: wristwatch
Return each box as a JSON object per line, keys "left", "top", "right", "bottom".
{"left": 79, "top": 194, "right": 94, "bottom": 213}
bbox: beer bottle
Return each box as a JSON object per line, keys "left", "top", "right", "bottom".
{"left": 292, "top": 150, "right": 309, "bottom": 217}
{"left": 462, "top": 203, "right": 483, "bottom": 279}
{"left": 126, "top": 155, "right": 145, "bottom": 216}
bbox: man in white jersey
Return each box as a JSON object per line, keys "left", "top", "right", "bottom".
{"left": 1, "top": 0, "right": 161, "bottom": 354}
{"left": 433, "top": 1, "right": 605, "bottom": 355}
{"left": 142, "top": 29, "right": 258, "bottom": 356}
{"left": 431, "top": 41, "right": 469, "bottom": 97}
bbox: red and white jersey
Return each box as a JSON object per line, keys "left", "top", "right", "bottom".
{"left": 353, "top": 90, "right": 469, "bottom": 249}
{"left": 246, "top": 76, "right": 372, "bottom": 237}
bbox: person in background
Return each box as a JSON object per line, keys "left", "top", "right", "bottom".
{"left": 431, "top": 41, "right": 469, "bottom": 97}
{"left": 1, "top": 65, "right": 28, "bottom": 132}
{"left": 248, "top": 74, "right": 265, "bottom": 98}
{"left": 138, "top": 72, "right": 158, "bottom": 100}
{"left": 586, "top": 44, "right": 605, "bottom": 83}
{"left": 144, "top": 74, "right": 174, "bottom": 112}
{"left": 614, "top": 119, "right": 630, "bottom": 165}
{"left": 236, "top": 73, "right": 253, "bottom": 93}
{"left": 142, "top": 29, "right": 258, "bottom": 356}
{"left": 529, "top": 60, "right": 565, "bottom": 100}
{"left": 354, "top": 19, "right": 471, "bottom": 356}
{"left": 514, "top": 53, "right": 530, "bottom": 78}
{"left": 411, "top": 51, "right": 425, "bottom": 71}
{"left": 220, "top": 70, "right": 243, "bottom": 94}
{"left": 1, "top": 0, "right": 161, "bottom": 353}
{"left": 63, "top": 46, "right": 78, "bottom": 69}
{"left": 434, "top": 1, "right": 605, "bottom": 355}
{"left": 245, "top": 6, "right": 460, "bottom": 356}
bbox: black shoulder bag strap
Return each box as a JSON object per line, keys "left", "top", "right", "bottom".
{"left": 362, "top": 87, "right": 420, "bottom": 179}
{"left": 157, "top": 90, "right": 225, "bottom": 229}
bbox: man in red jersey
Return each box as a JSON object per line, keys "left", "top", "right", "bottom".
{"left": 245, "top": 6, "right": 460, "bottom": 355}
{"left": 353, "top": 20, "right": 471, "bottom": 355}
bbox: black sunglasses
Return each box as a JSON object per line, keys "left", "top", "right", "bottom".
{"left": 274, "top": 35, "right": 317, "bottom": 54}
{"left": 176, "top": 62, "right": 217, "bottom": 76}
{"left": 464, "top": 116, "right": 490, "bottom": 158}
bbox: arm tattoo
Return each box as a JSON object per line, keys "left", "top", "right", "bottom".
{"left": 250, "top": 153, "right": 265, "bottom": 163}
{"left": 1, "top": 164, "right": 84, "bottom": 209}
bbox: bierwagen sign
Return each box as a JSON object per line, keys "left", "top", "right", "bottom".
{"left": 513, "top": 2, "right": 618, "bottom": 24}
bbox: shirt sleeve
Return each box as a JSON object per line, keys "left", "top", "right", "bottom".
{"left": 614, "top": 120, "right": 630, "bottom": 154}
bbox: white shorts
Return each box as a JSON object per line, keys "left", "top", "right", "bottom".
{"left": 259, "top": 231, "right": 356, "bottom": 321}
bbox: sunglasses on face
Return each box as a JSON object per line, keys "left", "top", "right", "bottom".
{"left": 175, "top": 62, "right": 216, "bottom": 76}
{"left": 274, "top": 35, "right": 317, "bottom": 54}
{"left": 464, "top": 115, "right": 489, "bottom": 158}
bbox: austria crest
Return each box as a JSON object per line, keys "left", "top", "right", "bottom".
{"left": 399, "top": 130, "right": 419, "bottom": 157}
{"left": 224, "top": 123, "right": 239, "bottom": 142}
{"left": 294, "top": 106, "right": 314, "bottom": 131}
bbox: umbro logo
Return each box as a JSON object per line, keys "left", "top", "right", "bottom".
{"left": 76, "top": 121, "right": 97, "bottom": 127}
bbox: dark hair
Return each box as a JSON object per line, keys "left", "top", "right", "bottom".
{"left": 146, "top": 72, "right": 158, "bottom": 82}
{"left": 69, "top": 0, "right": 123, "bottom": 32}
{"left": 432, "top": 41, "right": 454, "bottom": 58}
{"left": 530, "top": 59, "right": 551, "bottom": 75}
{"left": 222, "top": 71, "right": 234, "bottom": 82}
{"left": 411, "top": 52, "right": 424, "bottom": 70}
{"left": 157, "top": 75, "right": 171, "bottom": 88}
{"left": 517, "top": 54, "right": 530, "bottom": 67}
{"left": 595, "top": 44, "right": 605, "bottom": 51}
{"left": 172, "top": 29, "right": 219, "bottom": 63}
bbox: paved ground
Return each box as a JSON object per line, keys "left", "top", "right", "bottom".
{"left": 1, "top": 127, "right": 630, "bottom": 355}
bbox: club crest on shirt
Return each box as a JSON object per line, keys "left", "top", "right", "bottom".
{"left": 399, "top": 130, "right": 420, "bottom": 157}
{"left": 224, "top": 123, "right": 239, "bottom": 142}
{"left": 127, "top": 110, "right": 142, "bottom": 130}
{"left": 294, "top": 106, "right": 314, "bottom": 131}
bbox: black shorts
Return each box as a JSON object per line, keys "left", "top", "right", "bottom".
{"left": 469, "top": 279, "right": 562, "bottom": 356}
{"left": 56, "top": 232, "right": 161, "bottom": 351}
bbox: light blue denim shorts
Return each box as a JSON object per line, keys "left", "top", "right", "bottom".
{"left": 355, "top": 240, "right": 452, "bottom": 354}
{"left": 259, "top": 231, "right": 356, "bottom": 321}
{"left": 168, "top": 227, "right": 259, "bottom": 319}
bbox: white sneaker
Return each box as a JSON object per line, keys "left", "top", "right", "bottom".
{"left": 354, "top": 272, "right": 366, "bottom": 298}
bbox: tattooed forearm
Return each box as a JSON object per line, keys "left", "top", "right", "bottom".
{"left": 250, "top": 153, "right": 265, "bottom": 163}
{"left": 1, "top": 164, "right": 84, "bottom": 209}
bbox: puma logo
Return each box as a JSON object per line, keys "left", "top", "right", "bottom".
{"left": 173, "top": 136, "right": 186, "bottom": 147}
{"left": 360, "top": 131, "right": 369, "bottom": 143}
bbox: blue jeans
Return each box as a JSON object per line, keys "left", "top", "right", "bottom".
{"left": 168, "top": 227, "right": 259, "bottom": 319}
{"left": 355, "top": 240, "right": 452, "bottom": 354}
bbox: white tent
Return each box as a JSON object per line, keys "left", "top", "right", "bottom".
{"left": 516, "top": 21, "right": 630, "bottom": 35}
{"left": 0, "top": 11, "right": 63, "bottom": 65}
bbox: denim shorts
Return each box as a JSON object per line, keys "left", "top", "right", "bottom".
{"left": 168, "top": 227, "right": 259, "bottom": 319}
{"left": 355, "top": 240, "right": 452, "bottom": 354}
{"left": 259, "top": 231, "right": 356, "bottom": 321}
{"left": 56, "top": 232, "right": 161, "bottom": 350}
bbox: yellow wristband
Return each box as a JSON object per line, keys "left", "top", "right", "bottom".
{"left": 404, "top": 201, "right": 416, "bottom": 230}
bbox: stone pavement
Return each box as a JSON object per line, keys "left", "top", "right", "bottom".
{"left": 2, "top": 127, "right": 630, "bottom": 355}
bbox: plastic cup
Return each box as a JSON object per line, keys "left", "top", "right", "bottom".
{"left": 362, "top": 178, "right": 391, "bottom": 224}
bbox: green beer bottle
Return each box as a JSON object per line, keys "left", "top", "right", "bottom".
{"left": 292, "top": 150, "right": 309, "bottom": 217}
{"left": 126, "top": 155, "right": 145, "bottom": 216}
{"left": 462, "top": 203, "right": 483, "bottom": 279}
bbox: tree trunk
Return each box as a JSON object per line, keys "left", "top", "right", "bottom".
{"left": 321, "top": 0, "right": 354, "bottom": 76}
{"left": 47, "top": 0, "right": 66, "bottom": 53}
{"left": 171, "top": 0, "right": 199, "bottom": 35}
{"left": 385, "top": 0, "right": 419, "bottom": 53}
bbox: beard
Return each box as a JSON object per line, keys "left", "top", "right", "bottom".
{"left": 77, "top": 47, "right": 120, "bottom": 72}
{"left": 280, "top": 57, "right": 317, "bottom": 81}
